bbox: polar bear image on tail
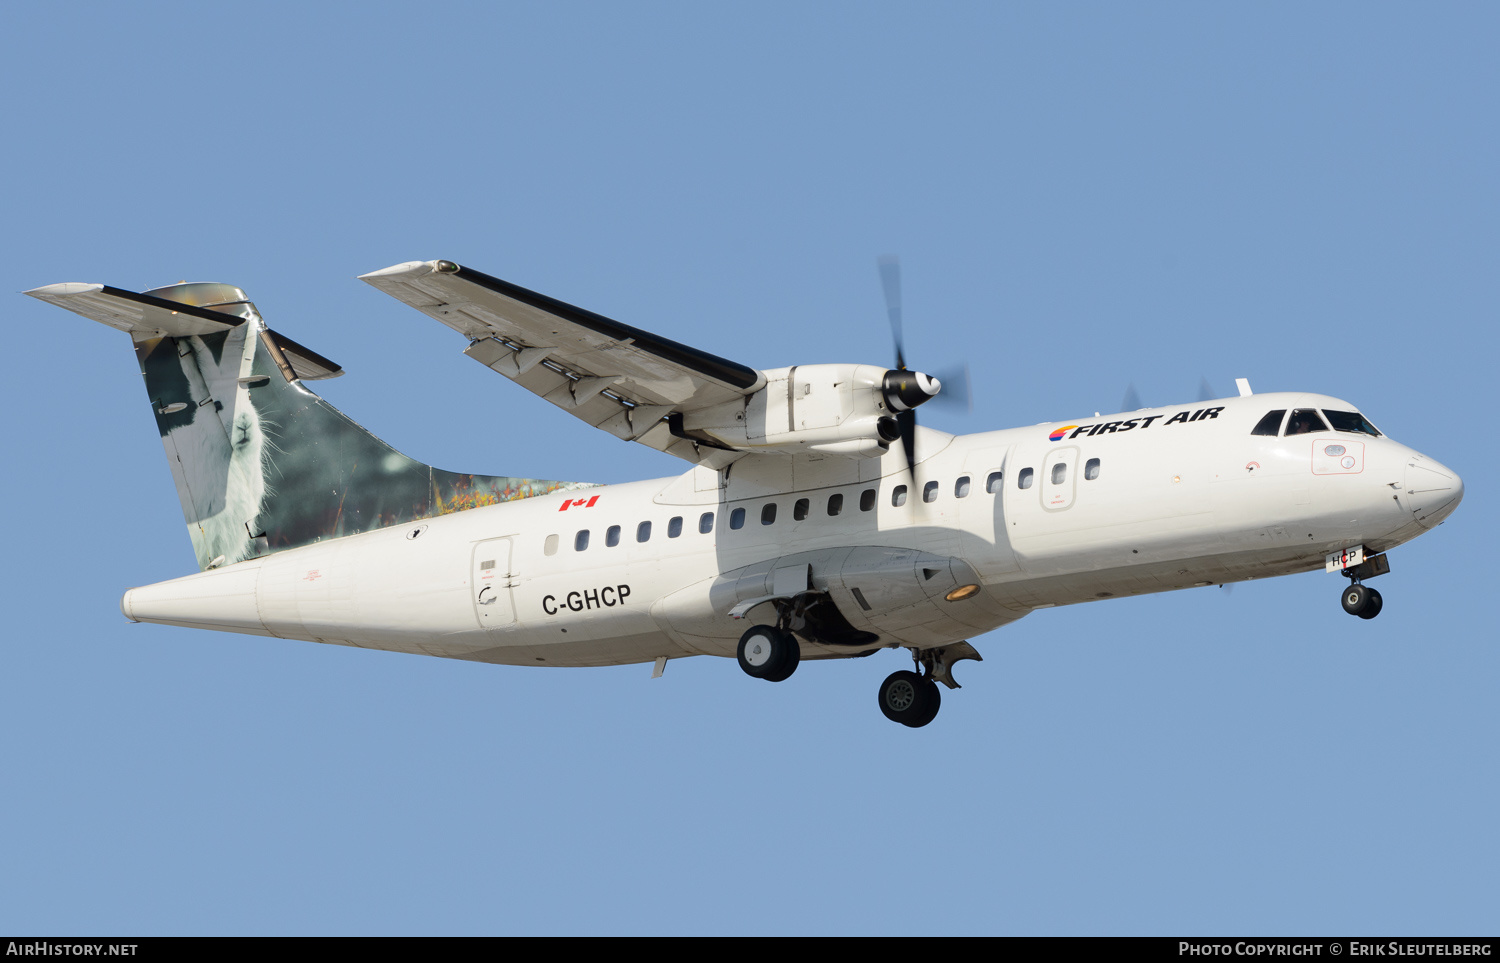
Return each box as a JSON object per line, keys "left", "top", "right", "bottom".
{"left": 28, "top": 276, "right": 589, "bottom": 572}
{"left": 141, "top": 322, "right": 271, "bottom": 570}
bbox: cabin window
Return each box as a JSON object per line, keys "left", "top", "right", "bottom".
{"left": 699, "top": 512, "right": 714, "bottom": 534}
{"left": 761, "top": 503, "right": 777, "bottom": 526}
{"left": 1051, "top": 462, "right": 1067, "bottom": 485}
{"left": 1324, "top": 410, "right": 1382, "bottom": 436}
{"left": 730, "top": 507, "right": 746, "bottom": 530}
{"left": 668, "top": 516, "right": 683, "bottom": 538}
{"left": 986, "top": 471, "right": 1003, "bottom": 494}
{"left": 636, "top": 521, "right": 651, "bottom": 543}
{"left": 1018, "top": 468, "right": 1034, "bottom": 490}
{"left": 955, "top": 476, "right": 971, "bottom": 498}
{"left": 860, "top": 489, "right": 876, "bottom": 512}
{"left": 575, "top": 530, "right": 590, "bottom": 551}
{"left": 794, "top": 498, "right": 810, "bottom": 521}
{"left": 544, "top": 534, "right": 559, "bottom": 556}
{"left": 1251, "top": 410, "right": 1286, "bottom": 436}
{"left": 827, "top": 493, "right": 844, "bottom": 516}
{"left": 1085, "top": 458, "right": 1101, "bottom": 481}
{"left": 923, "top": 481, "right": 939, "bottom": 503}
{"left": 1286, "top": 409, "right": 1329, "bottom": 436}
{"left": 892, "top": 485, "right": 908, "bottom": 507}
{"left": 606, "top": 525, "right": 621, "bottom": 547}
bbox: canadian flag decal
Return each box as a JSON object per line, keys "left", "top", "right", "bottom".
{"left": 559, "top": 495, "right": 600, "bottom": 511}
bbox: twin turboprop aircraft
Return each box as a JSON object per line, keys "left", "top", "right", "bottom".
{"left": 28, "top": 260, "right": 1464, "bottom": 727}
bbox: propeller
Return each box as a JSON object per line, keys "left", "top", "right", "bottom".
{"left": 877, "top": 255, "right": 942, "bottom": 481}
{"left": 928, "top": 363, "right": 973, "bottom": 413}
{"left": 878, "top": 255, "right": 905, "bottom": 371}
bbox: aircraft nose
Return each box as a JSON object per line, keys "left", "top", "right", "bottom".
{"left": 1405, "top": 455, "right": 1464, "bottom": 529}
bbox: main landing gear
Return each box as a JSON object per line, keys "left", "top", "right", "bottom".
{"left": 878, "top": 669, "right": 941, "bottom": 728}
{"left": 878, "top": 643, "right": 982, "bottom": 728}
{"left": 737, "top": 624, "right": 801, "bottom": 682}
{"left": 736, "top": 620, "right": 983, "bottom": 729}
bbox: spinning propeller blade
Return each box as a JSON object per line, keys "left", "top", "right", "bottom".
{"left": 878, "top": 254, "right": 905, "bottom": 372}
{"left": 876, "top": 255, "right": 945, "bottom": 481}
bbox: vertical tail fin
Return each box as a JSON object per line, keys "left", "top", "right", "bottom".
{"left": 29, "top": 280, "right": 593, "bottom": 571}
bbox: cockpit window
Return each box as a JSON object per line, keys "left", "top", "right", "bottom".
{"left": 1323, "top": 410, "right": 1382, "bottom": 437}
{"left": 1250, "top": 410, "right": 1286, "bottom": 436}
{"left": 1285, "top": 409, "right": 1329, "bottom": 436}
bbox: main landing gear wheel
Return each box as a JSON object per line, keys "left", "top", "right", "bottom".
{"left": 737, "top": 625, "right": 800, "bottom": 682}
{"left": 1341, "top": 584, "right": 1383, "bottom": 619}
{"left": 878, "top": 670, "right": 941, "bottom": 728}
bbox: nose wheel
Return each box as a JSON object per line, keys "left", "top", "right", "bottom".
{"left": 1341, "top": 582, "right": 1383, "bottom": 619}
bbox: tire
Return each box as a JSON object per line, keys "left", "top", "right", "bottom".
{"left": 878, "top": 670, "right": 939, "bottom": 727}
{"left": 912, "top": 678, "right": 941, "bottom": 727}
{"left": 763, "top": 631, "right": 800, "bottom": 682}
{"left": 1357, "top": 587, "right": 1383, "bottom": 620}
{"left": 737, "top": 625, "right": 792, "bottom": 680}
{"left": 1341, "top": 584, "right": 1370, "bottom": 616}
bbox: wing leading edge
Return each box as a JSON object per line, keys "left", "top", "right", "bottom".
{"left": 359, "top": 260, "right": 765, "bottom": 466}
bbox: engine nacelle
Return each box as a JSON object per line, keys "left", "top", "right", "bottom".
{"left": 681, "top": 363, "right": 938, "bottom": 457}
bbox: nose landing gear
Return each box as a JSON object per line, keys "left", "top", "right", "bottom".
{"left": 1333, "top": 548, "right": 1389, "bottom": 620}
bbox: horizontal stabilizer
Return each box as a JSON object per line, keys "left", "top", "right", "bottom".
{"left": 25, "top": 282, "right": 244, "bottom": 340}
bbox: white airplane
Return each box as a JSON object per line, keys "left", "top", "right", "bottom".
{"left": 27, "top": 259, "right": 1464, "bottom": 727}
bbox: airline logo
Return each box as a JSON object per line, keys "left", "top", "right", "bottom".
{"left": 1048, "top": 407, "right": 1224, "bottom": 441}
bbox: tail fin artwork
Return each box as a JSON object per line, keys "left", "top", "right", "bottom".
{"left": 27, "top": 280, "right": 592, "bottom": 571}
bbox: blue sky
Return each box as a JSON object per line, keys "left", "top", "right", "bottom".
{"left": 2, "top": 2, "right": 1495, "bottom": 935}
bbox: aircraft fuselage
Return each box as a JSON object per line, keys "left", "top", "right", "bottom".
{"left": 120, "top": 391, "right": 1462, "bottom": 669}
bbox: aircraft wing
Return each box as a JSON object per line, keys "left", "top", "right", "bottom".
{"left": 360, "top": 260, "right": 765, "bottom": 466}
